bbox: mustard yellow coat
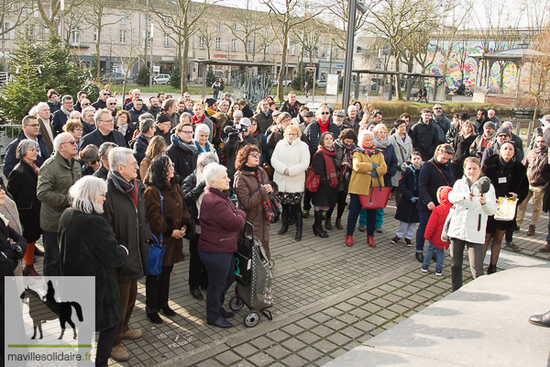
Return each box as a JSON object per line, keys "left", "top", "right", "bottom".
{"left": 348, "top": 150, "right": 388, "bottom": 196}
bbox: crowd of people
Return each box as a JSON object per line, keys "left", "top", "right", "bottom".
{"left": 1, "top": 85, "right": 549, "bottom": 365}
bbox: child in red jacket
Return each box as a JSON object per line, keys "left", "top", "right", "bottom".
{"left": 421, "top": 186, "right": 453, "bottom": 276}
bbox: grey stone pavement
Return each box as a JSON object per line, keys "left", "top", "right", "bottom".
{"left": 27, "top": 200, "right": 548, "bottom": 366}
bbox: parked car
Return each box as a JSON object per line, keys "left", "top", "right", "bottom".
{"left": 101, "top": 72, "right": 131, "bottom": 85}
{"left": 316, "top": 79, "right": 327, "bottom": 88}
{"left": 272, "top": 79, "right": 292, "bottom": 87}
{"left": 153, "top": 74, "right": 171, "bottom": 85}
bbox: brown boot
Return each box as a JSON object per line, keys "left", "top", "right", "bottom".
{"left": 335, "top": 218, "right": 343, "bottom": 230}
{"left": 24, "top": 264, "right": 41, "bottom": 277}
{"left": 527, "top": 225, "right": 536, "bottom": 236}
{"left": 325, "top": 219, "right": 333, "bottom": 231}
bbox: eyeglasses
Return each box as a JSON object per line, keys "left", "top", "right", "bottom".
{"left": 64, "top": 140, "right": 77, "bottom": 145}
{"left": 103, "top": 119, "right": 114, "bottom": 123}
{"left": 88, "top": 160, "right": 98, "bottom": 165}
{"left": 320, "top": 112, "right": 330, "bottom": 115}
{"left": 108, "top": 103, "right": 117, "bottom": 105}
{"left": 251, "top": 152, "right": 261, "bottom": 158}
{"left": 180, "top": 130, "right": 193, "bottom": 134}
{"left": 434, "top": 107, "right": 442, "bottom": 110}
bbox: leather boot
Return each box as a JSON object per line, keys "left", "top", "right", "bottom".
{"left": 325, "top": 219, "right": 333, "bottom": 231}
{"left": 312, "top": 211, "right": 329, "bottom": 238}
{"left": 487, "top": 264, "right": 497, "bottom": 274}
{"left": 295, "top": 206, "right": 303, "bottom": 241}
{"left": 345, "top": 235, "right": 354, "bottom": 246}
{"left": 335, "top": 218, "right": 343, "bottom": 230}
{"left": 24, "top": 264, "right": 41, "bottom": 277}
{"left": 367, "top": 235, "right": 376, "bottom": 247}
{"left": 278, "top": 205, "right": 290, "bottom": 235}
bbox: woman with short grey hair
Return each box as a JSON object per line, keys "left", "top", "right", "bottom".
{"left": 183, "top": 152, "right": 219, "bottom": 301}
{"left": 7, "top": 139, "right": 42, "bottom": 276}
{"left": 59, "top": 176, "right": 127, "bottom": 367}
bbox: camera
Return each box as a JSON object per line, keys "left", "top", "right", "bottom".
{"left": 224, "top": 123, "right": 248, "bottom": 137}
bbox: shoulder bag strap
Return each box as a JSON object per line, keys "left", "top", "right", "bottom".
{"left": 154, "top": 185, "right": 164, "bottom": 244}
{"left": 429, "top": 160, "right": 450, "bottom": 186}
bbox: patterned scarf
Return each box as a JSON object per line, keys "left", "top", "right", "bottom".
{"left": 319, "top": 147, "right": 338, "bottom": 187}
{"left": 354, "top": 146, "right": 383, "bottom": 156}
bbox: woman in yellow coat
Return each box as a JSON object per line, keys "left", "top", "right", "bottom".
{"left": 346, "top": 130, "right": 387, "bottom": 247}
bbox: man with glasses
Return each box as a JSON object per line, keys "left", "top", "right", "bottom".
{"left": 103, "top": 147, "right": 148, "bottom": 362}
{"left": 80, "top": 106, "right": 97, "bottom": 135}
{"left": 37, "top": 132, "right": 82, "bottom": 275}
{"left": 166, "top": 122, "right": 198, "bottom": 185}
{"left": 80, "top": 108, "right": 126, "bottom": 150}
{"left": 431, "top": 103, "right": 450, "bottom": 143}
{"left": 52, "top": 95, "right": 74, "bottom": 136}
{"left": 470, "top": 121, "right": 496, "bottom": 159}
{"left": 410, "top": 108, "right": 440, "bottom": 161}
{"left": 92, "top": 89, "right": 111, "bottom": 110}
{"left": 3, "top": 115, "right": 51, "bottom": 176}
{"left": 333, "top": 110, "right": 351, "bottom": 130}
{"left": 106, "top": 97, "right": 118, "bottom": 118}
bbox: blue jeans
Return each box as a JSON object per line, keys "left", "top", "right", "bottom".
{"left": 347, "top": 194, "right": 376, "bottom": 236}
{"left": 422, "top": 242, "right": 444, "bottom": 271}
{"left": 416, "top": 210, "right": 432, "bottom": 253}
{"left": 198, "top": 251, "right": 235, "bottom": 324}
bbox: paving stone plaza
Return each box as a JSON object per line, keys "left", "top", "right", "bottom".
{"left": 72, "top": 201, "right": 547, "bottom": 367}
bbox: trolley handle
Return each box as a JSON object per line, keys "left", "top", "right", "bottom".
{"left": 245, "top": 221, "right": 255, "bottom": 238}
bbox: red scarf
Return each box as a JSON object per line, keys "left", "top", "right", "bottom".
{"left": 318, "top": 147, "right": 338, "bottom": 187}
{"left": 192, "top": 114, "right": 206, "bottom": 124}
{"left": 318, "top": 118, "right": 329, "bottom": 134}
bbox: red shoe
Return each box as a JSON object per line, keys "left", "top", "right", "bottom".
{"left": 367, "top": 235, "right": 376, "bottom": 247}
{"left": 345, "top": 235, "right": 353, "bottom": 247}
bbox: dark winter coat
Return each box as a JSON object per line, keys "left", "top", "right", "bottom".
{"left": 52, "top": 109, "right": 70, "bottom": 136}
{"left": 380, "top": 143, "right": 398, "bottom": 188}
{"left": 59, "top": 209, "right": 127, "bottom": 331}
{"left": 143, "top": 182, "right": 192, "bottom": 267}
{"left": 103, "top": 172, "right": 151, "bottom": 282}
{"left": 417, "top": 157, "right": 454, "bottom": 212}
{"left": 482, "top": 154, "right": 529, "bottom": 231}
{"left": 3, "top": 131, "right": 50, "bottom": 177}
{"left": 80, "top": 129, "right": 127, "bottom": 151}
{"left": 130, "top": 133, "right": 149, "bottom": 165}
{"left": 241, "top": 105, "right": 254, "bottom": 118}
{"left": 221, "top": 133, "right": 259, "bottom": 181}
{"left": 47, "top": 100, "right": 60, "bottom": 115}
{"left": 93, "top": 165, "right": 109, "bottom": 180}
{"left": 303, "top": 121, "right": 341, "bottom": 158}
{"left": 452, "top": 133, "right": 476, "bottom": 179}
{"left": 253, "top": 111, "right": 273, "bottom": 135}
{"left": 129, "top": 107, "right": 147, "bottom": 123}
{"left": 7, "top": 160, "right": 42, "bottom": 242}
{"left": 333, "top": 139, "right": 356, "bottom": 192}
{"left": 312, "top": 149, "right": 341, "bottom": 207}
{"left": 0, "top": 219, "right": 26, "bottom": 276}
{"left": 92, "top": 99, "right": 107, "bottom": 110}
{"left": 166, "top": 134, "right": 198, "bottom": 185}
{"left": 198, "top": 187, "right": 246, "bottom": 253}
{"left": 395, "top": 164, "right": 421, "bottom": 223}
{"left": 481, "top": 140, "right": 524, "bottom": 166}
{"left": 154, "top": 129, "right": 172, "bottom": 147}
{"left": 410, "top": 120, "right": 440, "bottom": 161}
{"left": 234, "top": 167, "right": 278, "bottom": 259}
{"left": 182, "top": 168, "right": 206, "bottom": 230}
{"left": 280, "top": 100, "right": 303, "bottom": 118}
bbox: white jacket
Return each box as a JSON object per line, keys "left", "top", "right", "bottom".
{"left": 447, "top": 177, "right": 497, "bottom": 245}
{"left": 271, "top": 138, "right": 310, "bottom": 193}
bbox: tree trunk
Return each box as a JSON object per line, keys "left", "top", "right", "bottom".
{"left": 277, "top": 36, "right": 288, "bottom": 101}
{"left": 181, "top": 32, "right": 189, "bottom": 92}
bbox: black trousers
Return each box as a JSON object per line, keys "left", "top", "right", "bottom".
{"left": 189, "top": 233, "right": 208, "bottom": 290}
{"left": 145, "top": 265, "right": 174, "bottom": 312}
{"left": 96, "top": 322, "right": 118, "bottom": 367}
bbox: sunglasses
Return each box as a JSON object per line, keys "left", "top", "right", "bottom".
{"left": 88, "top": 160, "right": 98, "bottom": 165}
{"left": 82, "top": 103, "right": 90, "bottom": 106}
{"left": 434, "top": 107, "right": 442, "bottom": 110}
{"left": 64, "top": 140, "right": 77, "bottom": 145}
{"left": 108, "top": 102, "right": 117, "bottom": 105}
{"left": 103, "top": 94, "right": 111, "bottom": 97}
{"left": 251, "top": 152, "right": 261, "bottom": 158}
{"left": 320, "top": 112, "right": 330, "bottom": 115}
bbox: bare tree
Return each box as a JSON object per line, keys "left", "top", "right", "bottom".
{"left": 149, "top": 0, "right": 219, "bottom": 92}
{"left": 524, "top": 26, "right": 550, "bottom": 117}
{"left": 222, "top": 0, "right": 264, "bottom": 62}
{"left": 323, "top": 0, "right": 372, "bottom": 52}
{"left": 116, "top": 26, "right": 142, "bottom": 98}
{"left": 367, "top": 0, "right": 449, "bottom": 99}
{"left": 82, "top": 0, "right": 124, "bottom": 81}
{"left": 0, "top": 0, "right": 32, "bottom": 41}
{"left": 262, "top": 0, "right": 321, "bottom": 100}
{"left": 35, "top": 0, "right": 84, "bottom": 35}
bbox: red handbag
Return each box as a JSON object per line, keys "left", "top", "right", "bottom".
{"left": 305, "top": 166, "right": 320, "bottom": 193}
{"left": 359, "top": 177, "right": 391, "bottom": 210}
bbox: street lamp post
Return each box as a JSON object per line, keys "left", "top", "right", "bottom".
{"left": 149, "top": 23, "right": 154, "bottom": 92}
{"left": 342, "top": 0, "right": 368, "bottom": 109}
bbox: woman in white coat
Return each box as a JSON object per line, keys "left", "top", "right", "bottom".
{"left": 271, "top": 124, "right": 311, "bottom": 241}
{"left": 447, "top": 157, "right": 497, "bottom": 292}
{"left": 388, "top": 119, "right": 413, "bottom": 203}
